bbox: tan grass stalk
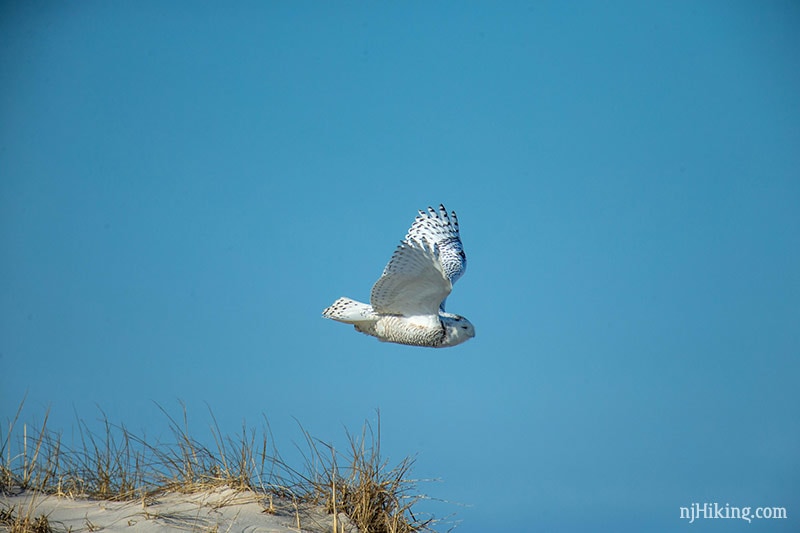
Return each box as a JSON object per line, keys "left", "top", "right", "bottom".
{"left": 2, "top": 401, "right": 441, "bottom": 532}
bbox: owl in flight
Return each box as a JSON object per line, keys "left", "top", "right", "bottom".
{"left": 323, "top": 204, "right": 475, "bottom": 348}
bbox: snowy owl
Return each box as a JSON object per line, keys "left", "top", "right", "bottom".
{"left": 322, "top": 204, "right": 475, "bottom": 348}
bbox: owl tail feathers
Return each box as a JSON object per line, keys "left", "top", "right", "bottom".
{"left": 322, "top": 297, "right": 378, "bottom": 324}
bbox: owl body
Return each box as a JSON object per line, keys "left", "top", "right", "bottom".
{"left": 364, "top": 313, "right": 447, "bottom": 347}
{"left": 323, "top": 205, "right": 475, "bottom": 348}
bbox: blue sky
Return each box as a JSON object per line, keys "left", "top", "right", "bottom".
{"left": 2, "top": 2, "right": 798, "bottom": 531}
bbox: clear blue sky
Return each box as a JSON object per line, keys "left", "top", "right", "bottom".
{"left": 2, "top": 2, "right": 798, "bottom": 531}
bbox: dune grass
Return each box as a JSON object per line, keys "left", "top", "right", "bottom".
{"left": 1, "top": 400, "right": 439, "bottom": 533}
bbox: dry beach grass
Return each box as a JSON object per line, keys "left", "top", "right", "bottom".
{"left": 1, "top": 400, "right": 440, "bottom": 533}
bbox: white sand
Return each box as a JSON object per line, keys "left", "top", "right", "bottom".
{"left": 1, "top": 487, "right": 359, "bottom": 533}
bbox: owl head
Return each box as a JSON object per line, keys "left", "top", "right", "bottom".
{"left": 440, "top": 315, "right": 475, "bottom": 347}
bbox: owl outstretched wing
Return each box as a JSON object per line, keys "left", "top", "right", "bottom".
{"left": 370, "top": 238, "right": 451, "bottom": 316}
{"left": 405, "top": 205, "right": 466, "bottom": 286}
{"left": 370, "top": 205, "right": 467, "bottom": 317}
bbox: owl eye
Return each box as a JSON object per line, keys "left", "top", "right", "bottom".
{"left": 461, "top": 325, "right": 469, "bottom": 330}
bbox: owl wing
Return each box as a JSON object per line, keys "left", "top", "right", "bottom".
{"left": 370, "top": 238, "right": 452, "bottom": 317}
{"left": 404, "top": 205, "right": 466, "bottom": 313}
{"left": 405, "top": 205, "right": 466, "bottom": 286}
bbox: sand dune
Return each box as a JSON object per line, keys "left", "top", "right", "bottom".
{"left": 2, "top": 487, "right": 358, "bottom": 533}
